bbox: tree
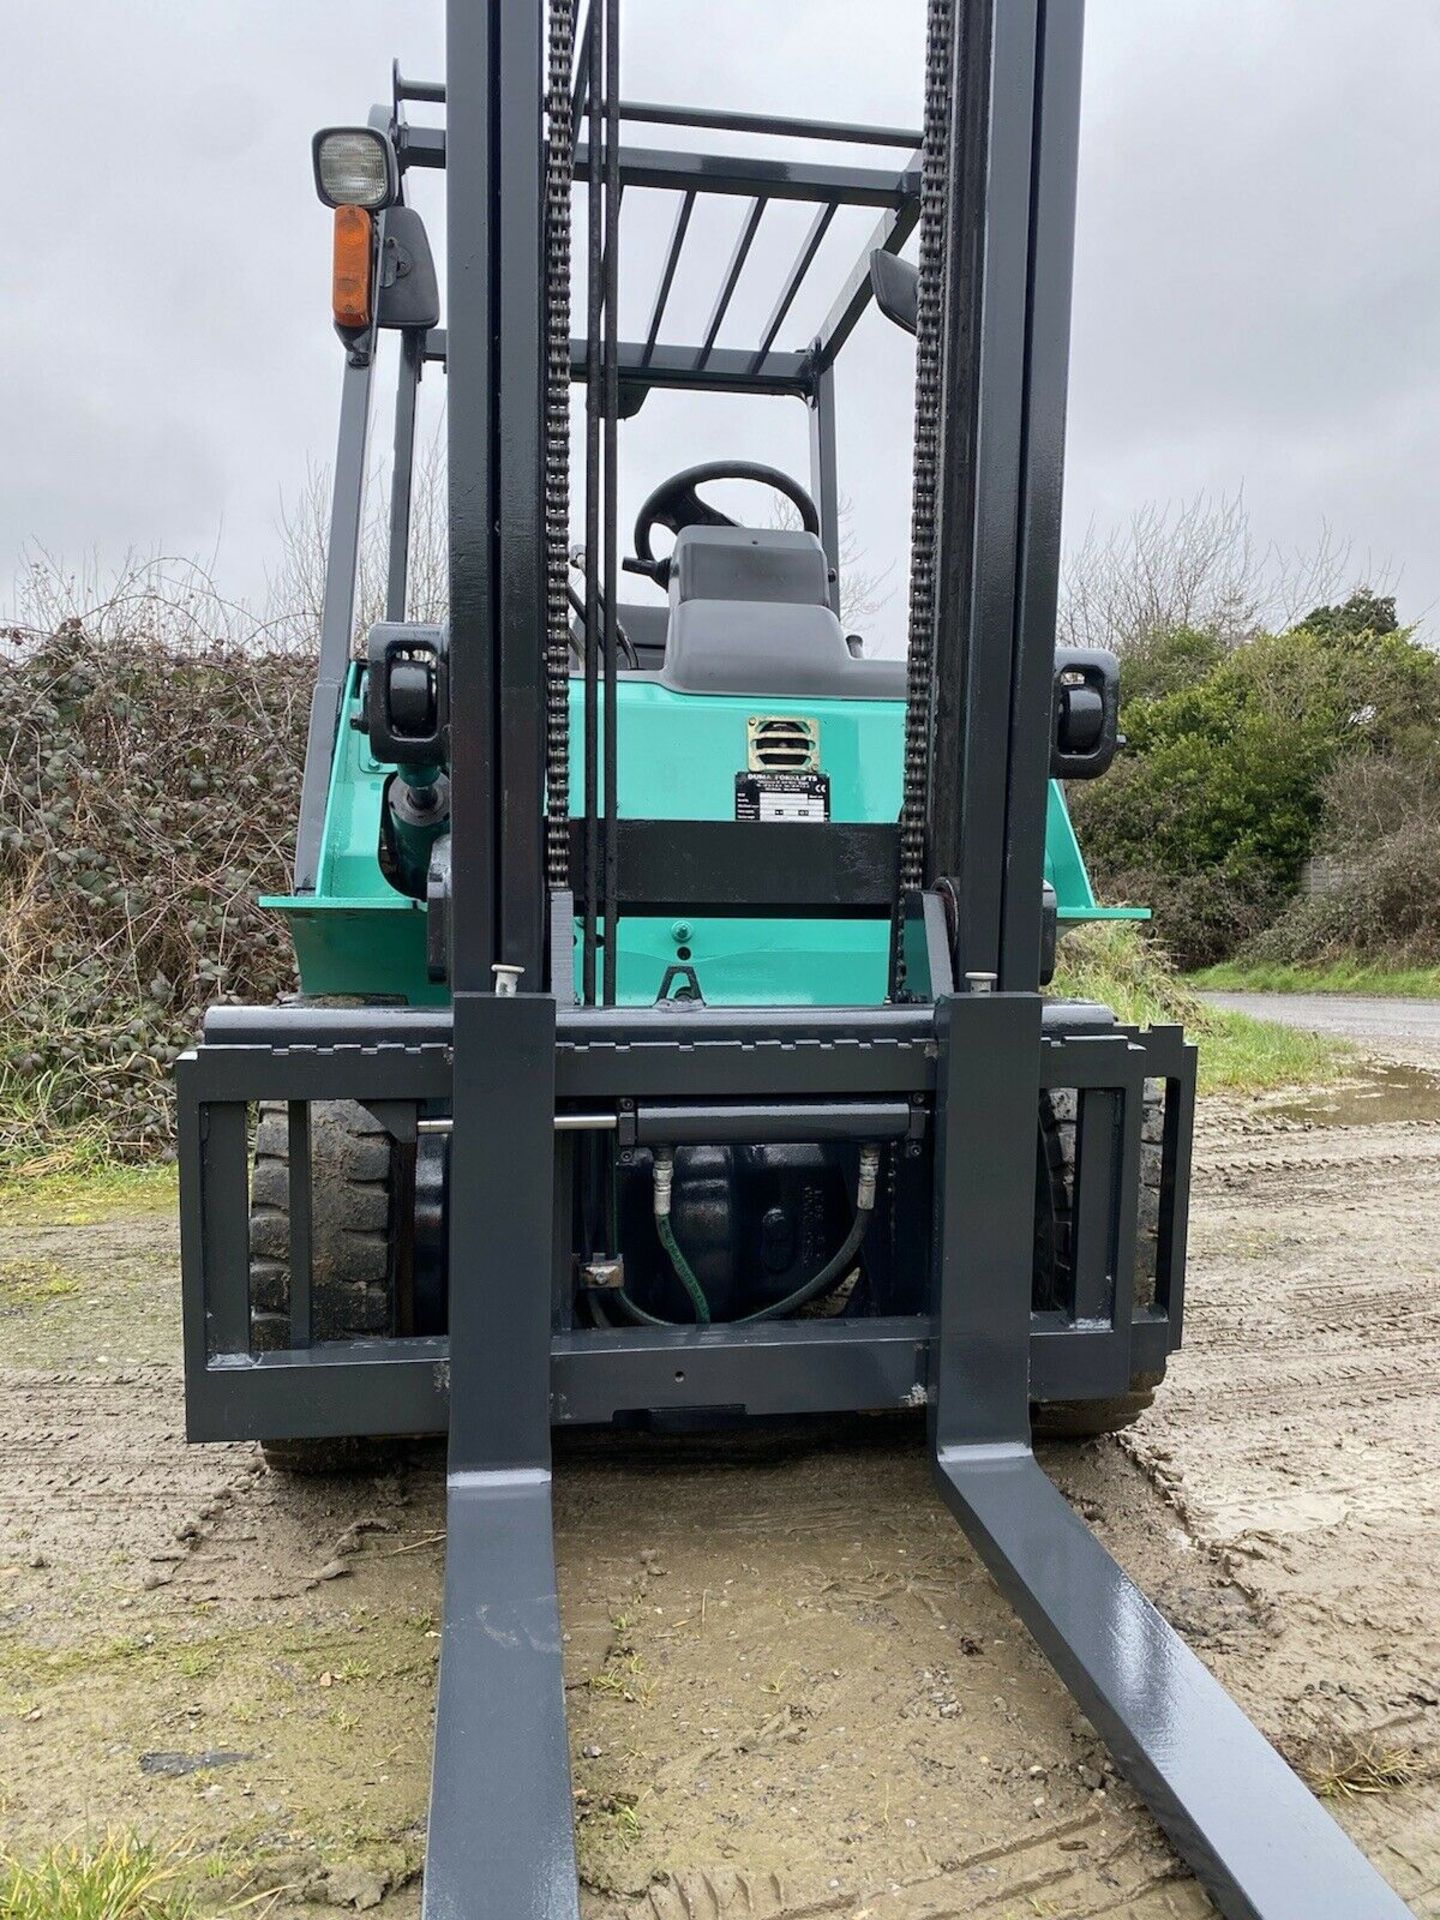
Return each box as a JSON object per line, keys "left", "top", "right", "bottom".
{"left": 1296, "top": 588, "right": 1398, "bottom": 639}
{"left": 1059, "top": 492, "right": 1366, "bottom": 660}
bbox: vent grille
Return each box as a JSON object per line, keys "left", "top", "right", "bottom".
{"left": 747, "top": 715, "right": 819, "bottom": 772}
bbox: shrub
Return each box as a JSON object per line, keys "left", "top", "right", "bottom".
{"left": 0, "top": 579, "right": 311, "bottom": 1159}
{"left": 1248, "top": 752, "right": 1440, "bottom": 964}
{"left": 1070, "top": 607, "right": 1440, "bottom": 967}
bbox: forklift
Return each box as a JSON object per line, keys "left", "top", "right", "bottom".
{"left": 178, "top": 3, "right": 1413, "bottom": 1913}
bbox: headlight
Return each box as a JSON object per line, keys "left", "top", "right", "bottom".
{"left": 312, "top": 127, "right": 398, "bottom": 211}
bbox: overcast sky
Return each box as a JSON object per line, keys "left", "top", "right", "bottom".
{"left": 7, "top": 2, "right": 1439, "bottom": 647}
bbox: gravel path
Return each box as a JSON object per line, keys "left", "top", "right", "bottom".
{"left": 1202, "top": 990, "right": 1440, "bottom": 1063}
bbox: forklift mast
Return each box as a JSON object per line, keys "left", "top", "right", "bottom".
{"left": 176, "top": 4, "right": 1414, "bottom": 1914}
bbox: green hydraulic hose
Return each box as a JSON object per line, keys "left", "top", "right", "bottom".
{"left": 737, "top": 1204, "right": 870, "bottom": 1323}
{"left": 655, "top": 1214, "right": 712, "bottom": 1324}
{"left": 642, "top": 1144, "right": 881, "bottom": 1329}
{"left": 588, "top": 1148, "right": 709, "bottom": 1328}
{"left": 649, "top": 1150, "right": 711, "bottom": 1323}
{"left": 609, "top": 1287, "right": 674, "bottom": 1328}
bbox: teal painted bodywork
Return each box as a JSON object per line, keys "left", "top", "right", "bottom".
{"left": 265, "top": 662, "right": 1141, "bottom": 1007}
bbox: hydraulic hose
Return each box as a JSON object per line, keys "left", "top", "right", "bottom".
{"left": 738, "top": 1199, "right": 872, "bottom": 1322}
{"left": 650, "top": 1150, "right": 711, "bottom": 1323}
{"left": 642, "top": 1144, "right": 881, "bottom": 1328}
{"left": 610, "top": 1285, "right": 682, "bottom": 1328}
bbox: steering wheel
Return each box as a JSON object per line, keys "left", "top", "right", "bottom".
{"left": 629, "top": 461, "right": 822, "bottom": 583}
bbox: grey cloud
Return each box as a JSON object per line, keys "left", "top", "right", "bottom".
{"left": 9, "top": 2, "right": 1438, "bottom": 639}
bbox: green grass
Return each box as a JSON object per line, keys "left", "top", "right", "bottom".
{"left": 1195, "top": 1009, "right": 1344, "bottom": 1093}
{"left": 1055, "top": 923, "right": 1347, "bottom": 1094}
{"left": 0, "top": 1156, "right": 177, "bottom": 1228}
{"left": 0, "top": 1835, "right": 197, "bottom": 1920}
{"left": 0, "top": 1258, "right": 80, "bottom": 1305}
{"left": 1192, "top": 958, "right": 1440, "bottom": 998}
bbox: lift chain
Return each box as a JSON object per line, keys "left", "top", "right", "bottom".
{"left": 897, "top": 0, "right": 954, "bottom": 919}
{"left": 543, "top": 0, "right": 576, "bottom": 889}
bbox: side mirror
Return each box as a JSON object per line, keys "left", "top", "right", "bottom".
{"left": 376, "top": 206, "right": 440, "bottom": 331}
{"left": 869, "top": 251, "right": 919, "bottom": 335}
{"left": 1052, "top": 647, "right": 1120, "bottom": 779}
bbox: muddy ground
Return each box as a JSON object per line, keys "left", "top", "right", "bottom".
{"left": 1, "top": 1002, "right": 1437, "bottom": 1917}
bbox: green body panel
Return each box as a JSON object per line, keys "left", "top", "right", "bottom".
{"left": 266, "top": 663, "right": 1136, "bottom": 1006}
{"left": 1045, "top": 784, "right": 1149, "bottom": 924}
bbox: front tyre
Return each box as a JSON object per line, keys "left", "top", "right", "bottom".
{"left": 1031, "top": 1081, "right": 1166, "bottom": 1440}
{"left": 249, "top": 1097, "right": 412, "bottom": 1475}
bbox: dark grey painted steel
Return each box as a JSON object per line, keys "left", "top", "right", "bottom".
{"left": 928, "top": 0, "right": 1037, "bottom": 970}
{"left": 182, "top": 1311, "right": 1175, "bottom": 1445}
{"left": 182, "top": 1043, "right": 452, "bottom": 1105}
{"left": 570, "top": 0, "right": 593, "bottom": 136}
{"left": 567, "top": 817, "right": 899, "bottom": 918}
{"left": 812, "top": 185, "right": 920, "bottom": 372}
{"left": 424, "top": 992, "right": 579, "bottom": 1917}
{"left": 385, "top": 328, "right": 422, "bottom": 621}
{"left": 400, "top": 106, "right": 925, "bottom": 165}
{"left": 580, "top": 0, "right": 604, "bottom": 1004}
{"left": 1134, "top": 1024, "right": 1197, "bottom": 1340}
{"left": 937, "top": 1456, "right": 1413, "bottom": 1918}
{"left": 494, "top": 1, "right": 548, "bottom": 986}
{"left": 196, "top": 1094, "right": 251, "bottom": 1365}
{"left": 1046, "top": 1029, "right": 1145, "bottom": 1390}
{"left": 930, "top": 992, "right": 1042, "bottom": 1441}
{"left": 394, "top": 64, "right": 445, "bottom": 107}
{"left": 618, "top": 100, "right": 922, "bottom": 148}
{"left": 176, "top": 1059, "right": 207, "bottom": 1414}
{"left": 177, "top": 1012, "right": 1190, "bottom": 1445}
{"left": 642, "top": 191, "right": 694, "bottom": 366}
{"left": 397, "top": 124, "right": 446, "bottom": 171}
{"left": 807, "top": 356, "right": 842, "bottom": 614}
{"left": 572, "top": 337, "right": 812, "bottom": 395}
{"left": 999, "top": 0, "right": 1085, "bottom": 990}
{"left": 632, "top": 1099, "right": 914, "bottom": 1144}
{"left": 753, "top": 202, "right": 836, "bottom": 371}
{"left": 293, "top": 352, "right": 374, "bottom": 894}
{"left": 418, "top": 316, "right": 810, "bottom": 394}
{"left": 700, "top": 198, "right": 765, "bottom": 363}
{"left": 601, "top": 0, "right": 621, "bottom": 1004}
{"left": 443, "top": 0, "right": 495, "bottom": 985}
{"left": 552, "top": 1316, "right": 930, "bottom": 1423}
{"left": 927, "top": 953, "right": 1402, "bottom": 1908}
{"left": 182, "top": 1311, "right": 1176, "bottom": 1445}
{"left": 186, "top": 1321, "right": 929, "bottom": 1441}
{"left": 285, "top": 1101, "right": 313, "bottom": 1348}
{"left": 1028, "top": 1311, "right": 1169, "bottom": 1399}
{"left": 200, "top": 996, "right": 1118, "bottom": 1053}
{"left": 574, "top": 142, "right": 913, "bottom": 209}
{"left": 425, "top": 1470, "right": 578, "bottom": 1920}
{"left": 188, "top": 1339, "right": 450, "bottom": 1444}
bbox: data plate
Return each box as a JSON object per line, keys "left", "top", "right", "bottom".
{"left": 735, "top": 770, "right": 831, "bottom": 823}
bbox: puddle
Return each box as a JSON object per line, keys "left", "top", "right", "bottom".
{"left": 1268, "top": 1062, "right": 1440, "bottom": 1128}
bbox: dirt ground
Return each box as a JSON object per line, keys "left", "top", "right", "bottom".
{"left": 2, "top": 1003, "right": 1437, "bottom": 1917}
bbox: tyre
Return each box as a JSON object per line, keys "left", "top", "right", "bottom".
{"left": 249, "top": 1097, "right": 413, "bottom": 1475}
{"left": 1031, "top": 1080, "right": 1166, "bottom": 1440}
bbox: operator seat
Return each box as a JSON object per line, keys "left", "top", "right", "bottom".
{"left": 660, "top": 525, "right": 903, "bottom": 698}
